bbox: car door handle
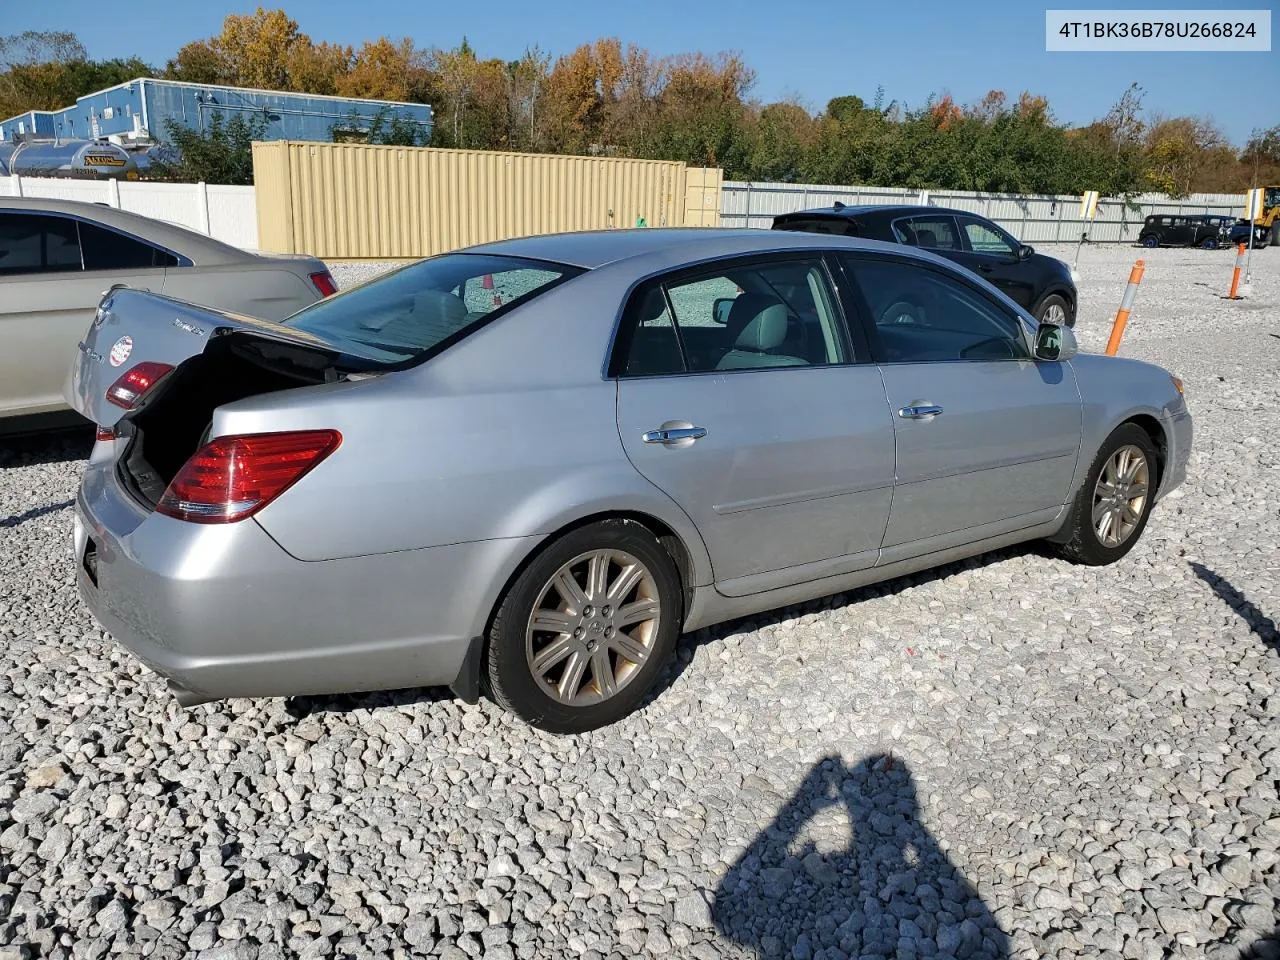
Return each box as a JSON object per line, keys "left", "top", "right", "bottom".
{"left": 977, "top": 264, "right": 994, "bottom": 272}
{"left": 898, "top": 404, "right": 943, "bottom": 420}
{"left": 642, "top": 425, "right": 707, "bottom": 445}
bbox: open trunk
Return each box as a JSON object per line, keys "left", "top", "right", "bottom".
{"left": 66, "top": 287, "right": 354, "bottom": 507}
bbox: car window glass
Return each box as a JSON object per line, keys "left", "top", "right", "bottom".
{"left": 774, "top": 217, "right": 856, "bottom": 236}
{"left": 842, "top": 256, "right": 1029, "bottom": 363}
{"left": 617, "top": 258, "right": 848, "bottom": 376}
{"left": 79, "top": 221, "right": 178, "bottom": 270}
{"left": 284, "top": 254, "right": 580, "bottom": 366}
{"left": 0, "top": 213, "right": 81, "bottom": 275}
{"left": 897, "top": 217, "right": 962, "bottom": 251}
{"left": 960, "top": 218, "right": 1018, "bottom": 256}
{"left": 458, "top": 266, "right": 563, "bottom": 316}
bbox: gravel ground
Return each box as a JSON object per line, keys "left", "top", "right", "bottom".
{"left": 2, "top": 242, "right": 1278, "bottom": 960}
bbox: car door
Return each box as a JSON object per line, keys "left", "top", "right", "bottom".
{"left": 949, "top": 216, "right": 1037, "bottom": 311}
{"left": 1166, "top": 217, "right": 1193, "bottom": 246}
{"left": 836, "top": 252, "right": 1083, "bottom": 559}
{"left": 613, "top": 253, "right": 896, "bottom": 596}
{"left": 0, "top": 211, "right": 173, "bottom": 418}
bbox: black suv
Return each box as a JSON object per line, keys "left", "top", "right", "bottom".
{"left": 772, "top": 204, "right": 1077, "bottom": 326}
{"left": 1138, "top": 214, "right": 1224, "bottom": 249}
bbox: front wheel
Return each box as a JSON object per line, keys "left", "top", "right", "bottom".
{"left": 1200, "top": 237, "right": 1219, "bottom": 250}
{"left": 484, "top": 520, "right": 682, "bottom": 733}
{"left": 1035, "top": 293, "right": 1073, "bottom": 327}
{"left": 1053, "top": 423, "right": 1159, "bottom": 566}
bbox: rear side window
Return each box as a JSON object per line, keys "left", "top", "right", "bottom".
{"left": 284, "top": 253, "right": 581, "bottom": 366}
{"left": 0, "top": 212, "right": 80, "bottom": 274}
{"left": 893, "top": 216, "right": 962, "bottom": 251}
{"left": 615, "top": 256, "right": 851, "bottom": 377}
{"left": 79, "top": 221, "right": 178, "bottom": 270}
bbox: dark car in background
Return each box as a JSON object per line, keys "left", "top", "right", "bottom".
{"left": 1138, "top": 214, "right": 1225, "bottom": 249}
{"left": 1227, "top": 218, "right": 1271, "bottom": 248}
{"left": 772, "top": 204, "right": 1077, "bottom": 326}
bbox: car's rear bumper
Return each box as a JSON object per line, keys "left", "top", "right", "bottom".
{"left": 73, "top": 457, "right": 539, "bottom": 706}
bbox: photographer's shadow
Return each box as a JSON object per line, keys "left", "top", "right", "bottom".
{"left": 713, "top": 754, "right": 1010, "bottom": 959}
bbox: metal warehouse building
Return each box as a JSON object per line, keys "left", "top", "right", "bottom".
{"left": 0, "top": 78, "right": 433, "bottom": 146}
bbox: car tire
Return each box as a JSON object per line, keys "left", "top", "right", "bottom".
{"left": 1054, "top": 423, "right": 1159, "bottom": 566}
{"left": 1200, "top": 237, "right": 1219, "bottom": 250}
{"left": 1035, "top": 293, "right": 1074, "bottom": 327}
{"left": 1140, "top": 235, "right": 1159, "bottom": 248}
{"left": 484, "top": 519, "right": 682, "bottom": 733}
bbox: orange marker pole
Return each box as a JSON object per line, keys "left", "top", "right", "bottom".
{"left": 1226, "top": 243, "right": 1246, "bottom": 299}
{"left": 1105, "top": 259, "right": 1145, "bottom": 356}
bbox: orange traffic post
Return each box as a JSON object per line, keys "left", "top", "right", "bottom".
{"left": 1226, "top": 243, "right": 1246, "bottom": 299}
{"left": 1104, "top": 259, "right": 1145, "bottom": 356}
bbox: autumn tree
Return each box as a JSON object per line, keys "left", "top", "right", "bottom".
{"left": 0, "top": 31, "right": 155, "bottom": 120}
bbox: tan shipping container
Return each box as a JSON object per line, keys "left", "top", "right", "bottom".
{"left": 253, "top": 140, "right": 722, "bottom": 259}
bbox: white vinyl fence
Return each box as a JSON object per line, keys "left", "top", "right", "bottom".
{"left": 1, "top": 175, "right": 258, "bottom": 250}
{"left": 722, "top": 181, "right": 1245, "bottom": 244}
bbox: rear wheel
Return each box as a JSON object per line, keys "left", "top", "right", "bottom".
{"left": 1140, "top": 235, "right": 1159, "bottom": 248}
{"left": 1054, "top": 423, "right": 1159, "bottom": 566}
{"left": 485, "top": 520, "right": 681, "bottom": 733}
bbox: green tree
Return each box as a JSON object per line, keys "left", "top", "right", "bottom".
{"left": 153, "top": 114, "right": 267, "bottom": 184}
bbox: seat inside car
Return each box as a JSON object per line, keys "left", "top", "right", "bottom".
{"left": 716, "top": 294, "right": 807, "bottom": 370}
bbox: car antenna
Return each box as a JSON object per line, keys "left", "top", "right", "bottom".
{"left": 833, "top": 201, "right": 845, "bottom": 211}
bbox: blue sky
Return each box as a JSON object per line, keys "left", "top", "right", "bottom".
{"left": 13, "top": 0, "right": 1279, "bottom": 144}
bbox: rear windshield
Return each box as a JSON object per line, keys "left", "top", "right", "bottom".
{"left": 773, "top": 217, "right": 857, "bottom": 236}
{"left": 283, "top": 253, "right": 581, "bottom": 365}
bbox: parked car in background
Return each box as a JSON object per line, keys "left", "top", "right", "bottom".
{"left": 0, "top": 197, "right": 336, "bottom": 429}
{"left": 1196, "top": 215, "right": 1236, "bottom": 248}
{"left": 1227, "top": 218, "right": 1271, "bottom": 248}
{"left": 67, "top": 229, "right": 1190, "bottom": 732}
{"left": 771, "top": 204, "right": 1078, "bottom": 326}
{"left": 1138, "top": 214, "right": 1225, "bottom": 249}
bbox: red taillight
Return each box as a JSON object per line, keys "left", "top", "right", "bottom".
{"left": 156, "top": 430, "right": 341, "bottom": 524}
{"left": 96, "top": 427, "right": 116, "bottom": 442}
{"left": 105, "top": 361, "right": 174, "bottom": 410}
{"left": 309, "top": 271, "right": 338, "bottom": 298}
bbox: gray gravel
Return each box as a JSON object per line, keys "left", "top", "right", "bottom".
{"left": 2, "top": 242, "right": 1279, "bottom": 960}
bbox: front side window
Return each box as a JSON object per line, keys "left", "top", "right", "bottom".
{"left": 283, "top": 253, "right": 580, "bottom": 366}
{"left": 893, "top": 216, "right": 962, "bottom": 251}
{"left": 842, "top": 256, "right": 1029, "bottom": 363}
{"left": 960, "top": 218, "right": 1018, "bottom": 257}
{"left": 0, "top": 213, "right": 80, "bottom": 275}
{"left": 616, "top": 257, "right": 850, "bottom": 377}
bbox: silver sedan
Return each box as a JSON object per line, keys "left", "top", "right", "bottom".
{"left": 0, "top": 196, "right": 334, "bottom": 427}
{"left": 66, "top": 229, "right": 1192, "bottom": 732}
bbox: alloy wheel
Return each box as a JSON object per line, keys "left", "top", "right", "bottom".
{"left": 1091, "top": 444, "right": 1150, "bottom": 547}
{"left": 525, "top": 549, "right": 662, "bottom": 706}
{"left": 1041, "top": 302, "right": 1067, "bottom": 325}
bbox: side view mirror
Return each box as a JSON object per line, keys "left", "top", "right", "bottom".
{"left": 1018, "top": 243, "right": 1035, "bottom": 261}
{"left": 713, "top": 297, "right": 735, "bottom": 324}
{"left": 1034, "top": 321, "right": 1078, "bottom": 362}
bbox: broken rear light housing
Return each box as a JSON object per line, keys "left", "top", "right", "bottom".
{"left": 156, "top": 430, "right": 342, "bottom": 524}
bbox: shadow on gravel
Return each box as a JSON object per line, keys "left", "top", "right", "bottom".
{"left": 0, "top": 424, "right": 94, "bottom": 467}
{"left": 283, "top": 685, "right": 457, "bottom": 719}
{"left": 0, "top": 498, "right": 75, "bottom": 528}
{"left": 1242, "top": 928, "right": 1280, "bottom": 960}
{"left": 713, "top": 754, "right": 1010, "bottom": 959}
{"left": 1190, "top": 562, "right": 1279, "bottom": 654}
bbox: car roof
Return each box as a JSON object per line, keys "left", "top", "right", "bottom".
{"left": 464, "top": 226, "right": 922, "bottom": 269}
{"left": 774, "top": 204, "right": 970, "bottom": 220}
{"left": 0, "top": 195, "right": 256, "bottom": 266}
